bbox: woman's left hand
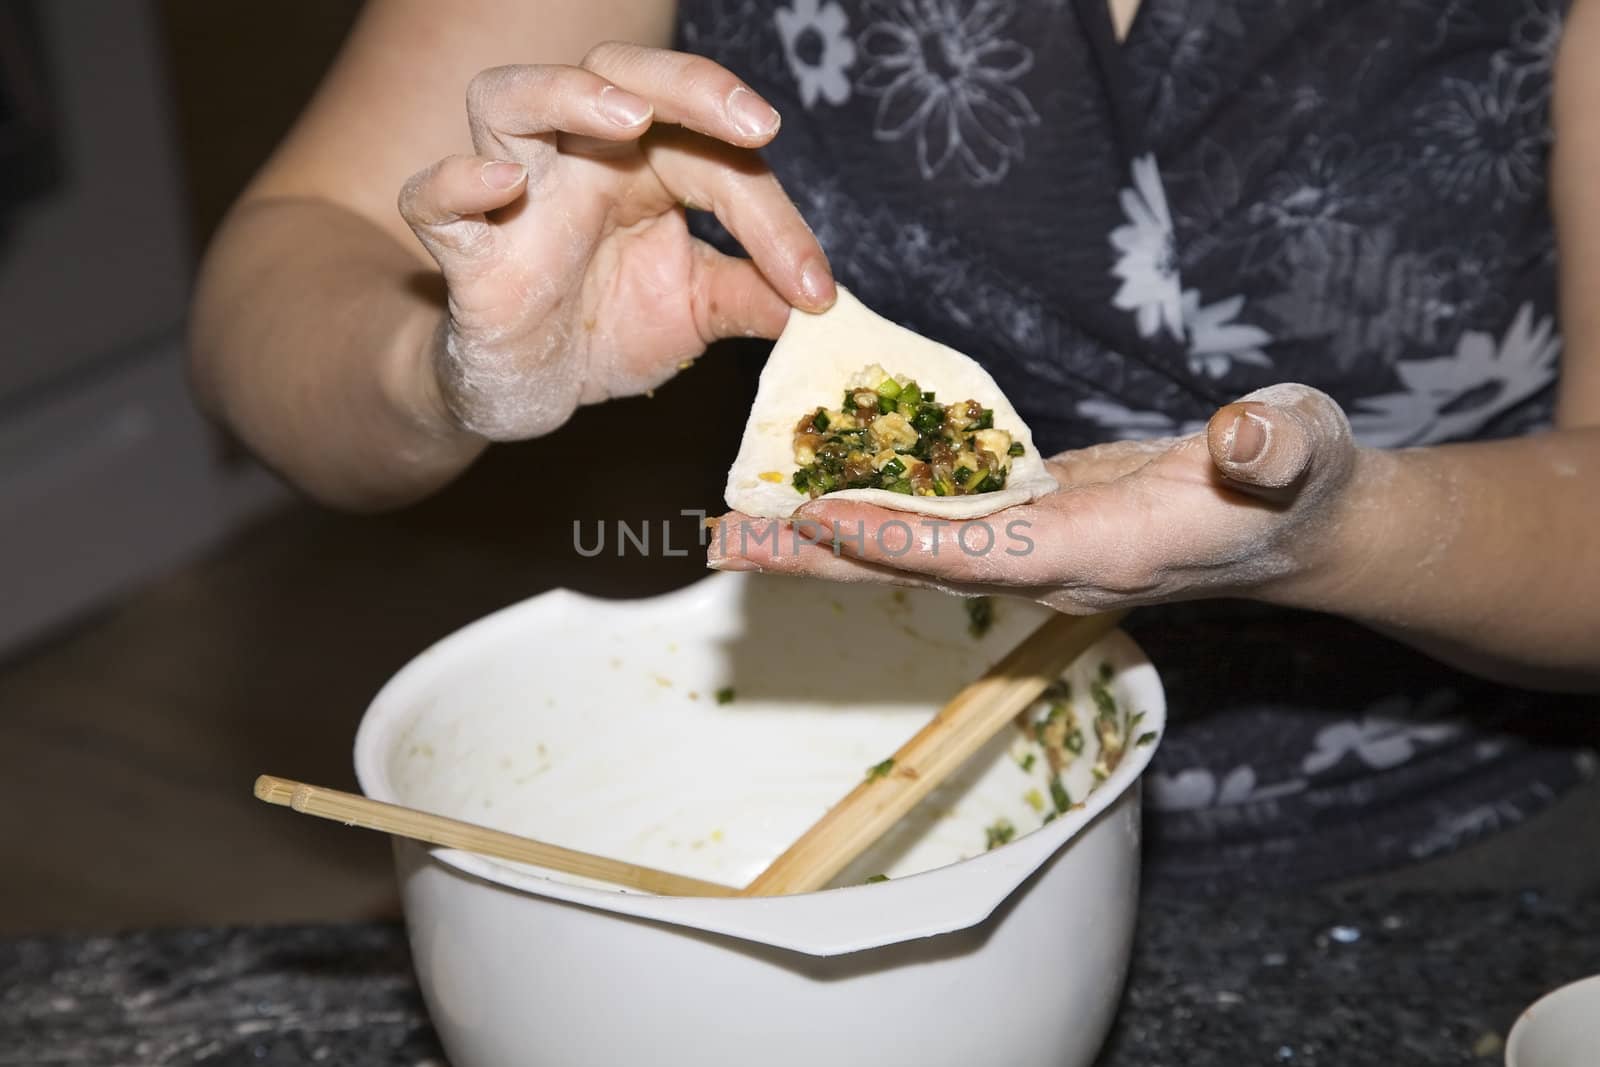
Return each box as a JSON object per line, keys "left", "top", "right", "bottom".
{"left": 708, "top": 384, "right": 1365, "bottom": 613}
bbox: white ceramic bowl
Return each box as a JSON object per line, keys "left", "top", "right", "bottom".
{"left": 1507, "top": 974, "right": 1600, "bottom": 1067}
{"left": 355, "top": 573, "right": 1165, "bottom": 1067}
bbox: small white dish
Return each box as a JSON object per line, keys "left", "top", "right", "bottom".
{"left": 1507, "top": 973, "right": 1600, "bottom": 1067}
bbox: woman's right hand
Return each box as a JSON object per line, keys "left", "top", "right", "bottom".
{"left": 397, "top": 43, "right": 833, "bottom": 441}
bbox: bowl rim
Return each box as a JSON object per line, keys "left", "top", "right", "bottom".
{"left": 352, "top": 572, "right": 1166, "bottom": 955}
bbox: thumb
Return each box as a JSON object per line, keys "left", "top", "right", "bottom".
{"left": 1206, "top": 383, "right": 1354, "bottom": 496}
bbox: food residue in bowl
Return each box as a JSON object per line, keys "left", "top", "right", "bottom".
{"left": 965, "top": 596, "right": 995, "bottom": 638}
{"left": 985, "top": 819, "right": 1016, "bottom": 850}
{"left": 982, "top": 659, "right": 1154, "bottom": 854}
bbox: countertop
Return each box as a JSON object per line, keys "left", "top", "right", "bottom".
{"left": 3, "top": 887, "right": 1595, "bottom": 1066}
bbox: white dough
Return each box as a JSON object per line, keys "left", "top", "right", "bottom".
{"left": 725, "top": 287, "right": 1059, "bottom": 519}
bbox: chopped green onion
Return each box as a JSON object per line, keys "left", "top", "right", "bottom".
{"left": 1098, "top": 661, "right": 1115, "bottom": 683}
{"left": 792, "top": 469, "right": 810, "bottom": 493}
{"left": 965, "top": 596, "right": 994, "bottom": 637}
{"left": 880, "top": 457, "right": 905, "bottom": 478}
{"left": 864, "top": 873, "right": 889, "bottom": 884}
{"left": 912, "top": 404, "right": 944, "bottom": 434}
{"left": 715, "top": 686, "right": 736, "bottom": 705}
{"left": 1091, "top": 681, "right": 1117, "bottom": 721}
{"left": 867, "top": 758, "right": 895, "bottom": 781}
{"left": 1065, "top": 729, "right": 1085, "bottom": 754}
{"left": 985, "top": 819, "right": 1016, "bottom": 850}
{"left": 1137, "top": 731, "right": 1158, "bottom": 747}
{"left": 841, "top": 390, "right": 857, "bottom": 412}
{"left": 878, "top": 396, "right": 898, "bottom": 414}
{"left": 884, "top": 479, "right": 913, "bottom": 494}
{"left": 900, "top": 381, "right": 922, "bottom": 406}
{"left": 1050, "top": 777, "right": 1071, "bottom": 814}
{"left": 1007, "top": 441, "right": 1025, "bottom": 457}
{"left": 953, "top": 465, "right": 973, "bottom": 483}
{"left": 812, "top": 408, "right": 830, "bottom": 431}
{"left": 921, "top": 391, "right": 935, "bottom": 401}
{"left": 1024, "top": 788, "right": 1045, "bottom": 813}
{"left": 963, "top": 467, "right": 989, "bottom": 492}
{"left": 1017, "top": 751, "right": 1037, "bottom": 773}
{"left": 973, "top": 408, "right": 995, "bottom": 430}
{"left": 932, "top": 478, "right": 952, "bottom": 497}
{"left": 876, "top": 377, "right": 902, "bottom": 400}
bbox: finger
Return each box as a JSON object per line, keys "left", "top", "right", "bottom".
{"left": 687, "top": 241, "right": 791, "bottom": 342}
{"left": 1043, "top": 436, "right": 1183, "bottom": 487}
{"left": 708, "top": 520, "right": 921, "bottom": 583}
{"left": 1207, "top": 383, "right": 1355, "bottom": 497}
{"left": 465, "top": 64, "right": 654, "bottom": 169}
{"left": 582, "top": 42, "right": 783, "bottom": 148}
{"left": 647, "top": 127, "right": 834, "bottom": 311}
{"left": 398, "top": 154, "right": 527, "bottom": 260}
{"left": 706, "top": 513, "right": 986, "bottom": 593}
{"left": 790, "top": 500, "right": 1056, "bottom": 585}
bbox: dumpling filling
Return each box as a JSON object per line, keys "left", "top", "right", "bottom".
{"left": 790, "top": 365, "right": 1025, "bottom": 499}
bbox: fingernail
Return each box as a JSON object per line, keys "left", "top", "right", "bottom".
{"left": 728, "top": 86, "right": 781, "bottom": 138}
{"left": 480, "top": 161, "right": 526, "bottom": 190}
{"left": 598, "top": 85, "right": 652, "bottom": 127}
{"left": 707, "top": 556, "right": 758, "bottom": 572}
{"left": 1228, "top": 411, "right": 1270, "bottom": 465}
{"left": 799, "top": 259, "right": 834, "bottom": 307}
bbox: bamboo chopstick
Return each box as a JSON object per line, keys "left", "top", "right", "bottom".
{"left": 738, "top": 608, "right": 1130, "bottom": 898}
{"left": 253, "top": 775, "right": 738, "bottom": 898}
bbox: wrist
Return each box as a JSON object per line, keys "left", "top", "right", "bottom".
{"left": 1255, "top": 446, "right": 1401, "bottom": 613}
{"left": 381, "top": 308, "right": 489, "bottom": 470}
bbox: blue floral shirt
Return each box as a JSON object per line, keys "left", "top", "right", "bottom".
{"left": 677, "top": 0, "right": 1596, "bottom": 890}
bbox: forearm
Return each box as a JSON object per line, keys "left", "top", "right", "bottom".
{"left": 189, "top": 196, "right": 485, "bottom": 510}
{"left": 1274, "top": 428, "right": 1600, "bottom": 691}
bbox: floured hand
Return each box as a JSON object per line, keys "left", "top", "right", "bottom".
{"left": 398, "top": 45, "right": 833, "bottom": 441}
{"left": 708, "top": 384, "right": 1363, "bottom": 614}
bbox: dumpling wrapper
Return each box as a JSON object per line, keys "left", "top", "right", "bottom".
{"left": 724, "top": 286, "right": 1059, "bottom": 520}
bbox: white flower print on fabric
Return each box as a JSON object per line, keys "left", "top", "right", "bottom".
{"left": 1417, "top": 63, "right": 1548, "bottom": 210}
{"left": 1148, "top": 764, "right": 1307, "bottom": 813}
{"left": 1349, "top": 302, "right": 1560, "bottom": 447}
{"left": 855, "top": 0, "right": 1040, "bottom": 185}
{"left": 1301, "top": 691, "right": 1463, "bottom": 776}
{"left": 1110, "top": 154, "right": 1184, "bottom": 340}
{"left": 1075, "top": 398, "right": 1206, "bottom": 441}
{"left": 1183, "top": 289, "right": 1272, "bottom": 379}
{"left": 775, "top": 0, "right": 857, "bottom": 108}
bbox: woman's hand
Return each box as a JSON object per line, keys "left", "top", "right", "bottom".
{"left": 398, "top": 44, "right": 833, "bottom": 440}
{"left": 708, "top": 384, "right": 1362, "bottom": 613}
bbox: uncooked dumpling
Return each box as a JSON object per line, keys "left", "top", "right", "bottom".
{"left": 725, "top": 287, "right": 1058, "bottom": 519}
